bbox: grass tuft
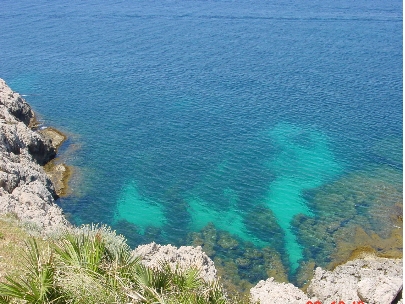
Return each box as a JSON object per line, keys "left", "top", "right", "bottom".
{"left": 0, "top": 223, "right": 235, "bottom": 303}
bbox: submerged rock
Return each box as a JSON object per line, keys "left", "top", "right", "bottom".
{"left": 188, "top": 223, "right": 289, "bottom": 293}
{"left": 218, "top": 233, "right": 239, "bottom": 250}
{"left": 293, "top": 167, "right": 403, "bottom": 273}
{"left": 44, "top": 160, "right": 72, "bottom": 197}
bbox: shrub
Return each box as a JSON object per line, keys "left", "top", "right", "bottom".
{"left": 0, "top": 225, "right": 231, "bottom": 304}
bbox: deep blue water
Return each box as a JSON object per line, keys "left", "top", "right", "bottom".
{"left": 0, "top": 0, "right": 402, "bottom": 283}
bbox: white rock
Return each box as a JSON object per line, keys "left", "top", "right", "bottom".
{"left": 133, "top": 242, "right": 217, "bottom": 282}
{"left": 250, "top": 277, "right": 311, "bottom": 304}
{"left": 307, "top": 257, "right": 403, "bottom": 304}
{"left": 249, "top": 257, "right": 403, "bottom": 304}
{"left": 357, "top": 276, "right": 403, "bottom": 304}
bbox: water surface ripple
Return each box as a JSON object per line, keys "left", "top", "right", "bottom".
{"left": 0, "top": 0, "right": 402, "bottom": 287}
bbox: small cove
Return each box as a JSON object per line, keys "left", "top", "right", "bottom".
{"left": 1, "top": 0, "right": 402, "bottom": 287}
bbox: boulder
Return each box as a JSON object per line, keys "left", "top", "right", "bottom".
{"left": 250, "top": 257, "right": 403, "bottom": 304}
{"left": 133, "top": 242, "right": 217, "bottom": 282}
{"left": 307, "top": 257, "right": 403, "bottom": 304}
{"left": 250, "top": 277, "right": 311, "bottom": 304}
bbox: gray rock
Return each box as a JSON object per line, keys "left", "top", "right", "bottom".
{"left": 0, "top": 79, "right": 34, "bottom": 126}
{"left": 133, "top": 242, "right": 217, "bottom": 282}
{"left": 250, "top": 257, "right": 403, "bottom": 304}
{"left": 307, "top": 257, "right": 403, "bottom": 304}
{"left": 0, "top": 78, "right": 69, "bottom": 232}
{"left": 39, "top": 127, "right": 66, "bottom": 151}
{"left": 0, "top": 103, "right": 55, "bottom": 165}
{"left": 357, "top": 276, "right": 403, "bottom": 304}
{"left": 250, "top": 277, "right": 311, "bottom": 304}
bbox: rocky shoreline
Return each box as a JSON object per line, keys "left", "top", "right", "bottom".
{"left": 251, "top": 256, "right": 403, "bottom": 304}
{"left": 0, "top": 78, "right": 70, "bottom": 232}
{"left": 0, "top": 78, "right": 402, "bottom": 303}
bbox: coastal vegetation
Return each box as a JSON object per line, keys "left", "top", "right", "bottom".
{"left": 0, "top": 218, "right": 250, "bottom": 304}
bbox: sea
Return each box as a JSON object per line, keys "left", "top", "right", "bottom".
{"left": 0, "top": 0, "right": 402, "bottom": 288}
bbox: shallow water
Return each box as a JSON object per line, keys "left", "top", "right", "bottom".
{"left": 1, "top": 0, "right": 402, "bottom": 287}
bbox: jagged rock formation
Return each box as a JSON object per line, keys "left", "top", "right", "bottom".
{"left": 133, "top": 242, "right": 217, "bottom": 282}
{"left": 0, "top": 78, "right": 70, "bottom": 232}
{"left": 251, "top": 256, "right": 403, "bottom": 304}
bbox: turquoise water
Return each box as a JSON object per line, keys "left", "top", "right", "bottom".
{"left": 0, "top": 0, "right": 402, "bottom": 284}
{"left": 115, "top": 181, "right": 166, "bottom": 234}
{"left": 264, "top": 123, "right": 342, "bottom": 270}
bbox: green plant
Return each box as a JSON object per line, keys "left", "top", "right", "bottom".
{"left": 0, "top": 238, "right": 61, "bottom": 303}
{"left": 0, "top": 225, "right": 233, "bottom": 304}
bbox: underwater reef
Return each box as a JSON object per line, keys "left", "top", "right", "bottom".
{"left": 0, "top": 78, "right": 402, "bottom": 303}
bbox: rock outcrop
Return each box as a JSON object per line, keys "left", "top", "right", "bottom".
{"left": 251, "top": 256, "right": 403, "bottom": 304}
{"left": 251, "top": 277, "right": 311, "bottom": 304}
{"left": 133, "top": 242, "right": 217, "bottom": 282}
{"left": 40, "top": 127, "right": 71, "bottom": 196}
{"left": 307, "top": 257, "right": 403, "bottom": 304}
{"left": 0, "top": 78, "right": 70, "bottom": 232}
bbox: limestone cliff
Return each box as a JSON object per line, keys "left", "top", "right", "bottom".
{"left": 0, "top": 78, "right": 70, "bottom": 232}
